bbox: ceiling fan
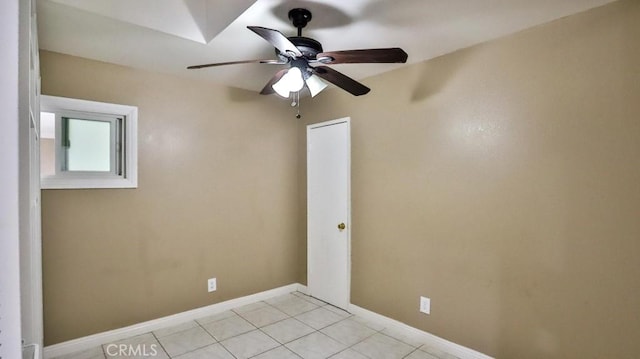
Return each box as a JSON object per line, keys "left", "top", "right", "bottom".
{"left": 187, "top": 8, "right": 408, "bottom": 99}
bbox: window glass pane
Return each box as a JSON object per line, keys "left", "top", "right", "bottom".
{"left": 65, "top": 118, "right": 111, "bottom": 172}
{"left": 40, "top": 112, "right": 56, "bottom": 177}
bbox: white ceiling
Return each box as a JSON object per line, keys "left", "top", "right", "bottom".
{"left": 38, "top": 0, "right": 615, "bottom": 93}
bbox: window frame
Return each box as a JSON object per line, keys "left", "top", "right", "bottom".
{"left": 40, "top": 95, "right": 138, "bottom": 189}
{"left": 58, "top": 111, "right": 119, "bottom": 174}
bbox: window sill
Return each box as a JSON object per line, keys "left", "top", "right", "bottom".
{"left": 41, "top": 176, "right": 137, "bottom": 189}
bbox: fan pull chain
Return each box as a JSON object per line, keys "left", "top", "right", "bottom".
{"left": 291, "top": 91, "right": 301, "bottom": 118}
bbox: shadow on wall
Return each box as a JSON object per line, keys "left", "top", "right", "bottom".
{"left": 225, "top": 85, "right": 292, "bottom": 105}
{"left": 410, "top": 49, "right": 471, "bottom": 103}
{"left": 226, "top": 86, "right": 260, "bottom": 103}
{"left": 225, "top": 85, "right": 303, "bottom": 121}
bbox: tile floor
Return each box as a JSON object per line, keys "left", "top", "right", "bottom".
{"left": 53, "top": 292, "right": 460, "bottom": 359}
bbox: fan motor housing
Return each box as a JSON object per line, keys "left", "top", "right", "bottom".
{"left": 277, "top": 36, "right": 323, "bottom": 59}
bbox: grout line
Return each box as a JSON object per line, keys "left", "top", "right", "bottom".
{"left": 230, "top": 307, "right": 263, "bottom": 330}
{"left": 191, "top": 320, "right": 239, "bottom": 359}
{"left": 149, "top": 332, "right": 171, "bottom": 359}
{"left": 194, "top": 319, "right": 216, "bottom": 341}
{"left": 234, "top": 301, "right": 292, "bottom": 329}
{"left": 250, "top": 319, "right": 292, "bottom": 346}
{"left": 402, "top": 348, "right": 419, "bottom": 359}
{"left": 377, "top": 331, "right": 421, "bottom": 349}
{"left": 269, "top": 295, "right": 322, "bottom": 316}
{"left": 153, "top": 321, "right": 218, "bottom": 358}
{"left": 235, "top": 296, "right": 311, "bottom": 358}
{"left": 153, "top": 320, "right": 200, "bottom": 339}
{"left": 334, "top": 326, "right": 382, "bottom": 359}
{"left": 219, "top": 341, "right": 239, "bottom": 359}
{"left": 194, "top": 321, "right": 213, "bottom": 344}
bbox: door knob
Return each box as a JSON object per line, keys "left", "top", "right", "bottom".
{"left": 338, "top": 223, "right": 346, "bottom": 230}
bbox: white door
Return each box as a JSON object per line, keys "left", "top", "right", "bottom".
{"left": 307, "top": 118, "right": 350, "bottom": 310}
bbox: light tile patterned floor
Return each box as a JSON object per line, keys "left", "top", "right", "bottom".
{"left": 53, "top": 292, "right": 460, "bottom": 359}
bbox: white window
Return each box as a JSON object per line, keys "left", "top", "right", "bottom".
{"left": 40, "top": 95, "right": 138, "bottom": 189}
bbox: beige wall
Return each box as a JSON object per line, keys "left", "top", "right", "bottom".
{"left": 297, "top": 1, "right": 640, "bottom": 358}
{"left": 40, "top": 51, "right": 302, "bottom": 345}
{"left": 41, "top": 0, "right": 640, "bottom": 356}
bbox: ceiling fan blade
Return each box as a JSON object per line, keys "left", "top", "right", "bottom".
{"left": 312, "top": 66, "right": 370, "bottom": 96}
{"left": 260, "top": 69, "right": 289, "bottom": 95}
{"left": 318, "top": 48, "right": 408, "bottom": 64}
{"left": 187, "top": 59, "right": 285, "bottom": 70}
{"left": 247, "top": 26, "right": 303, "bottom": 58}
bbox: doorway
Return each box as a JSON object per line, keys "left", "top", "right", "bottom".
{"left": 307, "top": 118, "right": 351, "bottom": 310}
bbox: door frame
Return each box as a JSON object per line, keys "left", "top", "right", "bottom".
{"left": 306, "top": 117, "right": 351, "bottom": 309}
{"left": 1, "top": 0, "right": 24, "bottom": 357}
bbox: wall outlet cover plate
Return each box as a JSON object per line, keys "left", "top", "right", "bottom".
{"left": 207, "top": 278, "right": 217, "bottom": 292}
{"left": 420, "top": 296, "right": 430, "bottom": 314}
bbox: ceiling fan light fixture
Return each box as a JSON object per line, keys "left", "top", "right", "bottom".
{"left": 187, "top": 8, "right": 408, "bottom": 102}
{"left": 305, "top": 74, "right": 328, "bottom": 97}
{"left": 272, "top": 67, "right": 304, "bottom": 97}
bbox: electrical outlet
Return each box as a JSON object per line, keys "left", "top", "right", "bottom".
{"left": 207, "top": 278, "right": 217, "bottom": 293}
{"left": 419, "top": 296, "right": 430, "bottom": 315}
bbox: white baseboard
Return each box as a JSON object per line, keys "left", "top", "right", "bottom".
{"left": 348, "top": 304, "right": 493, "bottom": 359}
{"left": 44, "top": 283, "right": 305, "bottom": 359}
